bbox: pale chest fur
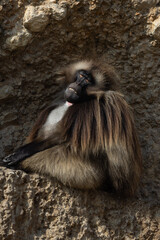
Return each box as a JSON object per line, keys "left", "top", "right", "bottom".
{"left": 42, "top": 103, "right": 69, "bottom": 138}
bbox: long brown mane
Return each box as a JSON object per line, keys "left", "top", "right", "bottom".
{"left": 61, "top": 91, "right": 139, "bottom": 155}
{"left": 61, "top": 90, "right": 142, "bottom": 195}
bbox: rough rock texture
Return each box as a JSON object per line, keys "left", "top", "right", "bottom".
{"left": 0, "top": 0, "right": 160, "bottom": 239}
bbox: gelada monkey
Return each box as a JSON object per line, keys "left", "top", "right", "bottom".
{"left": 2, "top": 59, "right": 142, "bottom": 196}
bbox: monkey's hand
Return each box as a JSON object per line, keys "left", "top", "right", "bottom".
{"left": 2, "top": 150, "right": 27, "bottom": 167}
{"left": 2, "top": 141, "right": 43, "bottom": 167}
{"left": 2, "top": 139, "right": 60, "bottom": 168}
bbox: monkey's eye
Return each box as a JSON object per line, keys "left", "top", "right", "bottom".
{"left": 76, "top": 70, "right": 94, "bottom": 85}
{"left": 79, "top": 74, "right": 90, "bottom": 84}
{"left": 79, "top": 74, "right": 90, "bottom": 83}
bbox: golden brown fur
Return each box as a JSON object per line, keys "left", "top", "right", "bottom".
{"left": 21, "top": 59, "right": 142, "bottom": 196}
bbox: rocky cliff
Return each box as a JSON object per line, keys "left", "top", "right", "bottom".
{"left": 0, "top": 0, "right": 160, "bottom": 239}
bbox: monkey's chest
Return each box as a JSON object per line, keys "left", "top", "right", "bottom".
{"left": 43, "top": 103, "right": 69, "bottom": 134}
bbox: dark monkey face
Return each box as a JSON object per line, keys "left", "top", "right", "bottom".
{"left": 65, "top": 70, "right": 95, "bottom": 103}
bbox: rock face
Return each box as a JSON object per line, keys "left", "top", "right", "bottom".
{"left": 23, "top": 6, "right": 49, "bottom": 33}
{"left": 0, "top": 0, "right": 160, "bottom": 239}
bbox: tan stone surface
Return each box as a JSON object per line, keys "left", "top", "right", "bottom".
{"left": 0, "top": 0, "right": 160, "bottom": 239}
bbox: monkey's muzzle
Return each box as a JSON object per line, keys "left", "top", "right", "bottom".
{"left": 65, "top": 82, "right": 83, "bottom": 103}
{"left": 65, "top": 87, "right": 79, "bottom": 103}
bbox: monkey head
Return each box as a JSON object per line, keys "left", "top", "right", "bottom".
{"left": 64, "top": 70, "right": 95, "bottom": 103}
{"left": 57, "top": 60, "right": 120, "bottom": 104}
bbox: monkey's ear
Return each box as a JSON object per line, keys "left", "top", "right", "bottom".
{"left": 55, "top": 65, "right": 75, "bottom": 85}
{"left": 103, "top": 70, "right": 120, "bottom": 91}
{"left": 54, "top": 69, "right": 66, "bottom": 85}
{"left": 102, "top": 80, "right": 112, "bottom": 90}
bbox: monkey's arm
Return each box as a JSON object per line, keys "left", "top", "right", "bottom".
{"left": 2, "top": 141, "right": 45, "bottom": 166}
{"left": 2, "top": 102, "right": 64, "bottom": 167}
{"left": 2, "top": 134, "right": 61, "bottom": 167}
